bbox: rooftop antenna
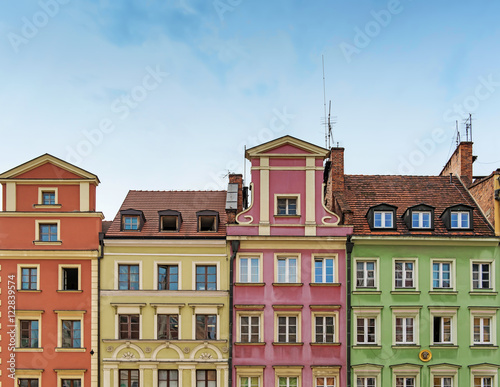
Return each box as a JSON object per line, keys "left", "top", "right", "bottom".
{"left": 455, "top": 120, "right": 460, "bottom": 146}
{"left": 327, "top": 100, "right": 333, "bottom": 148}
{"left": 463, "top": 113, "right": 472, "bottom": 142}
{"left": 322, "top": 55, "right": 327, "bottom": 148}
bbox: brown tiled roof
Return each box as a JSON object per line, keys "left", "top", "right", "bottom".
{"left": 340, "top": 175, "right": 494, "bottom": 236}
{"left": 105, "top": 190, "right": 228, "bottom": 238}
{"left": 102, "top": 221, "right": 113, "bottom": 234}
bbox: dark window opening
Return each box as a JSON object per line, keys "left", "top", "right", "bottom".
{"left": 161, "top": 215, "right": 178, "bottom": 231}
{"left": 199, "top": 215, "right": 216, "bottom": 231}
{"left": 63, "top": 268, "right": 79, "bottom": 290}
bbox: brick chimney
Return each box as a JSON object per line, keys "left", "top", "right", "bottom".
{"left": 440, "top": 142, "right": 474, "bottom": 186}
{"left": 324, "top": 147, "right": 345, "bottom": 209}
{"left": 226, "top": 174, "right": 243, "bottom": 224}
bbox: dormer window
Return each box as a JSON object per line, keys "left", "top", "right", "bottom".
{"left": 403, "top": 204, "right": 435, "bottom": 230}
{"left": 158, "top": 210, "right": 182, "bottom": 232}
{"left": 366, "top": 204, "right": 397, "bottom": 230}
{"left": 440, "top": 204, "right": 473, "bottom": 231}
{"left": 197, "top": 210, "right": 219, "bottom": 232}
{"left": 120, "top": 209, "right": 145, "bottom": 231}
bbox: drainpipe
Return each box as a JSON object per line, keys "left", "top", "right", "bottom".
{"left": 98, "top": 232, "right": 104, "bottom": 387}
{"left": 346, "top": 235, "right": 354, "bottom": 387}
{"left": 229, "top": 240, "right": 240, "bottom": 387}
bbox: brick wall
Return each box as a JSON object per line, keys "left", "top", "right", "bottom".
{"left": 440, "top": 142, "right": 473, "bottom": 186}
{"left": 469, "top": 173, "right": 496, "bottom": 231}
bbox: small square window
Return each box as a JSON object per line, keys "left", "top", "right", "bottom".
{"left": 119, "top": 314, "right": 140, "bottom": 339}
{"left": 39, "top": 223, "right": 58, "bottom": 241}
{"left": 119, "top": 370, "right": 139, "bottom": 387}
{"left": 42, "top": 191, "right": 56, "bottom": 205}
{"left": 197, "top": 370, "right": 216, "bottom": 387}
{"left": 199, "top": 215, "right": 216, "bottom": 231}
{"left": 433, "top": 377, "right": 453, "bottom": 387}
{"left": 412, "top": 211, "right": 431, "bottom": 228}
{"left": 118, "top": 264, "right": 140, "bottom": 290}
{"left": 374, "top": 211, "right": 393, "bottom": 228}
{"left": 277, "top": 197, "right": 297, "bottom": 215}
{"left": 159, "top": 370, "right": 178, "bottom": 386}
{"left": 196, "top": 265, "right": 216, "bottom": 290}
{"left": 239, "top": 315, "right": 261, "bottom": 343}
{"left": 161, "top": 215, "right": 178, "bottom": 231}
{"left": 62, "top": 268, "right": 79, "bottom": 290}
{"left": 451, "top": 211, "right": 469, "bottom": 228}
{"left": 123, "top": 216, "right": 139, "bottom": 230}
{"left": 157, "top": 314, "right": 179, "bottom": 340}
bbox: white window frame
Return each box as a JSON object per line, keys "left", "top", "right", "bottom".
{"left": 237, "top": 254, "right": 263, "bottom": 283}
{"left": 429, "top": 308, "right": 458, "bottom": 346}
{"left": 430, "top": 259, "right": 455, "bottom": 291}
{"left": 393, "top": 258, "right": 418, "bottom": 290}
{"left": 236, "top": 311, "right": 263, "bottom": 343}
{"left": 450, "top": 211, "right": 470, "bottom": 229}
{"left": 470, "top": 308, "right": 498, "bottom": 347}
{"left": 391, "top": 364, "right": 421, "bottom": 387}
{"left": 312, "top": 366, "right": 340, "bottom": 387}
{"left": 373, "top": 210, "right": 393, "bottom": 228}
{"left": 392, "top": 307, "right": 420, "bottom": 346}
{"left": 312, "top": 254, "right": 338, "bottom": 284}
{"left": 353, "top": 307, "right": 382, "bottom": 346}
{"left": 274, "top": 254, "right": 301, "bottom": 284}
{"left": 411, "top": 210, "right": 431, "bottom": 228}
{"left": 273, "top": 366, "right": 302, "bottom": 387}
{"left": 352, "top": 364, "right": 382, "bottom": 387}
{"left": 471, "top": 260, "right": 495, "bottom": 291}
{"left": 470, "top": 364, "right": 498, "bottom": 387}
{"left": 275, "top": 194, "right": 301, "bottom": 216}
{"left": 354, "top": 258, "right": 379, "bottom": 290}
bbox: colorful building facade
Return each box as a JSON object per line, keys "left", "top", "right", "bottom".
{"left": 227, "top": 136, "right": 353, "bottom": 387}
{"left": 0, "top": 154, "right": 102, "bottom": 387}
{"left": 326, "top": 147, "right": 500, "bottom": 387}
{"left": 100, "top": 190, "right": 230, "bottom": 387}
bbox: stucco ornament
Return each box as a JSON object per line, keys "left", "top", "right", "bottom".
{"left": 199, "top": 352, "right": 213, "bottom": 360}
{"left": 183, "top": 347, "right": 190, "bottom": 353}
{"left": 221, "top": 346, "right": 229, "bottom": 353}
{"left": 106, "top": 346, "right": 114, "bottom": 353}
{"left": 144, "top": 347, "right": 152, "bottom": 353}
{"left": 122, "top": 351, "right": 135, "bottom": 359}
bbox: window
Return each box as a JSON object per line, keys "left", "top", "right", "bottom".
{"left": 21, "top": 267, "right": 38, "bottom": 290}
{"left": 474, "top": 317, "right": 491, "bottom": 344}
{"left": 196, "top": 314, "right": 217, "bottom": 340}
{"left": 279, "top": 377, "right": 298, "bottom": 386}
{"left": 314, "top": 315, "right": 335, "bottom": 343}
{"left": 18, "top": 380, "right": 39, "bottom": 387}
{"left": 120, "top": 209, "right": 145, "bottom": 231}
{"left": 315, "top": 377, "right": 335, "bottom": 387}
{"left": 277, "top": 256, "right": 298, "bottom": 283}
{"left": 62, "top": 267, "right": 79, "bottom": 290}
{"left": 120, "top": 314, "right": 140, "bottom": 340}
{"left": 119, "top": 264, "right": 140, "bottom": 290}
{"left": 374, "top": 211, "right": 393, "bottom": 228}
{"left": 433, "top": 262, "right": 451, "bottom": 289}
{"left": 395, "top": 317, "right": 414, "bottom": 344}
{"left": 120, "top": 370, "right": 139, "bottom": 387}
{"left": 197, "top": 210, "right": 219, "bottom": 232}
{"left": 396, "top": 377, "right": 415, "bottom": 387}
{"left": 240, "top": 376, "right": 260, "bottom": 387}
{"left": 158, "top": 370, "right": 178, "bottom": 386}
{"left": 433, "top": 377, "right": 452, "bottom": 387}
{"left": 277, "top": 197, "right": 297, "bottom": 215}
{"left": 470, "top": 308, "right": 497, "bottom": 346}
{"left": 357, "top": 317, "right": 376, "bottom": 344}
{"left": 433, "top": 316, "right": 452, "bottom": 344}
{"left": 412, "top": 211, "right": 431, "bottom": 228}
{"left": 42, "top": 191, "right": 56, "bottom": 205}
{"left": 62, "top": 320, "right": 81, "bottom": 348}
{"left": 312, "top": 367, "right": 340, "bottom": 387}
{"left": 474, "top": 377, "right": 493, "bottom": 387}
{"left": 240, "top": 315, "right": 260, "bottom": 343}
{"left": 451, "top": 211, "right": 469, "bottom": 228}
{"left": 357, "top": 378, "right": 376, "bottom": 387}
{"left": 196, "top": 370, "right": 216, "bottom": 387}
{"left": 239, "top": 257, "right": 260, "bottom": 283}
{"left": 196, "top": 265, "right": 217, "bottom": 290}
{"left": 430, "top": 308, "right": 457, "bottom": 346}
{"left": 158, "top": 265, "right": 178, "bottom": 290}
{"left": 123, "top": 216, "right": 139, "bottom": 230}
{"left": 356, "top": 261, "right": 376, "bottom": 288}
{"left": 157, "top": 314, "right": 178, "bottom": 340}
{"left": 20, "top": 320, "right": 39, "bottom": 348}
{"left": 314, "top": 257, "right": 335, "bottom": 283}
{"left": 159, "top": 209, "right": 182, "bottom": 231}
{"left": 473, "top": 263, "right": 491, "bottom": 289}
{"left": 277, "top": 315, "right": 298, "bottom": 343}
{"left": 39, "top": 223, "right": 58, "bottom": 241}
{"left": 394, "top": 260, "right": 414, "bottom": 288}
{"left": 62, "top": 380, "right": 81, "bottom": 387}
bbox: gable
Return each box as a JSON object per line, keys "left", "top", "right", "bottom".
{"left": 15, "top": 162, "right": 83, "bottom": 179}
{"left": 264, "top": 144, "right": 312, "bottom": 155}
{"left": 246, "top": 135, "right": 328, "bottom": 159}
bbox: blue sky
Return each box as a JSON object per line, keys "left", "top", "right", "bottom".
{"left": 1, "top": 0, "right": 499, "bottom": 219}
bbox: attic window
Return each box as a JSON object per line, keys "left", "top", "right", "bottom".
{"left": 366, "top": 204, "right": 397, "bottom": 230}
{"left": 42, "top": 191, "right": 55, "bottom": 205}
{"left": 197, "top": 210, "right": 219, "bottom": 232}
{"left": 440, "top": 205, "right": 473, "bottom": 231}
{"left": 403, "top": 204, "right": 435, "bottom": 230}
{"left": 120, "top": 209, "right": 145, "bottom": 231}
{"left": 158, "top": 210, "right": 182, "bottom": 232}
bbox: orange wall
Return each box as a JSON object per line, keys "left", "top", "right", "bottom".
{"left": 15, "top": 163, "right": 83, "bottom": 179}
{"left": 16, "top": 184, "right": 81, "bottom": 212}
{"left": 0, "top": 216, "right": 101, "bottom": 249}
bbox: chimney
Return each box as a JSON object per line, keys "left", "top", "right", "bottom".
{"left": 226, "top": 174, "right": 243, "bottom": 224}
{"left": 324, "top": 147, "right": 345, "bottom": 211}
{"left": 440, "top": 142, "right": 474, "bottom": 186}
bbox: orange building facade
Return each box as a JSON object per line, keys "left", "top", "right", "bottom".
{"left": 0, "top": 154, "right": 102, "bottom": 387}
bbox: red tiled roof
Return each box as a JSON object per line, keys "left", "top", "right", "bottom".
{"left": 340, "top": 175, "right": 494, "bottom": 236}
{"left": 105, "top": 190, "right": 228, "bottom": 238}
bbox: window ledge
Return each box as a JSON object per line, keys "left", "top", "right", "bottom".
{"left": 429, "top": 290, "right": 458, "bottom": 295}
{"left": 391, "top": 290, "right": 421, "bottom": 295}
{"left": 33, "top": 241, "right": 62, "bottom": 246}
{"left": 57, "top": 290, "right": 83, "bottom": 293}
{"left": 55, "top": 347, "right": 86, "bottom": 352}
{"left": 272, "top": 283, "right": 303, "bottom": 287}
{"left": 429, "top": 344, "right": 458, "bottom": 348}
{"left": 272, "top": 342, "right": 304, "bottom": 346}
{"left": 392, "top": 344, "right": 421, "bottom": 349}
{"left": 310, "top": 283, "right": 341, "bottom": 287}
{"left": 353, "top": 290, "right": 381, "bottom": 295}
{"left": 33, "top": 204, "right": 62, "bottom": 208}
{"left": 234, "top": 282, "right": 265, "bottom": 287}
{"left": 470, "top": 344, "right": 498, "bottom": 349}
{"left": 352, "top": 345, "right": 381, "bottom": 349}
{"left": 469, "top": 291, "right": 498, "bottom": 296}
{"left": 234, "top": 342, "right": 266, "bottom": 346}
{"left": 17, "top": 289, "right": 42, "bottom": 292}
{"left": 310, "top": 342, "right": 341, "bottom": 346}
{"left": 15, "top": 347, "right": 44, "bottom": 352}
{"left": 274, "top": 215, "right": 301, "bottom": 218}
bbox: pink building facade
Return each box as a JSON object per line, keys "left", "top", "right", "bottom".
{"left": 228, "top": 136, "right": 352, "bottom": 387}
